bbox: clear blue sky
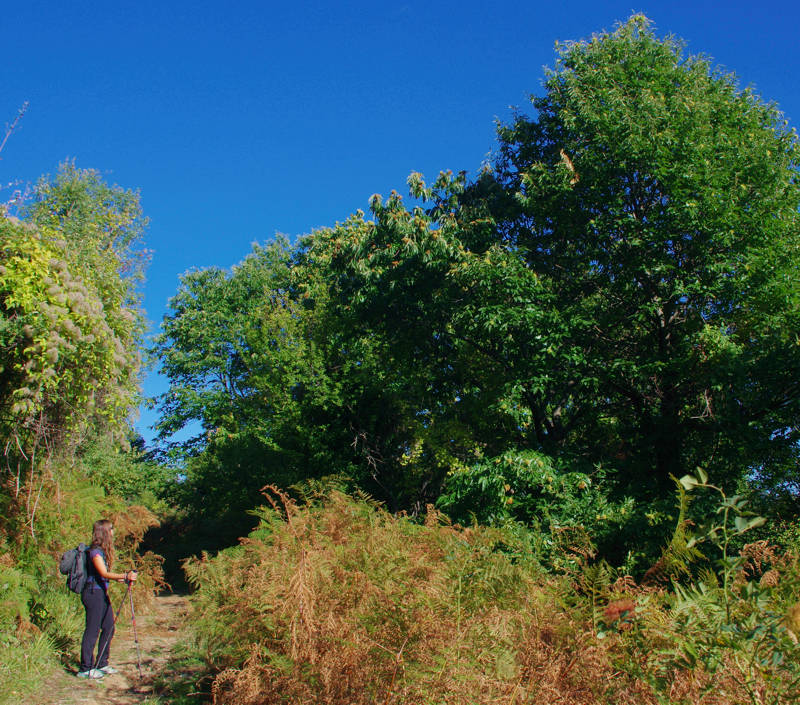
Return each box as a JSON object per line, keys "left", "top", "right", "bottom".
{"left": 4, "top": 1, "right": 799, "bottom": 443}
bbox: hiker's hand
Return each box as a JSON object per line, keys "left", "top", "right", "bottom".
{"left": 125, "top": 570, "right": 138, "bottom": 583}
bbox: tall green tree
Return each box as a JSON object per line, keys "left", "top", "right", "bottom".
{"left": 490, "top": 15, "right": 800, "bottom": 495}
{"left": 295, "top": 213, "right": 484, "bottom": 512}
{"left": 152, "top": 16, "right": 799, "bottom": 537}
{"left": 318, "top": 16, "right": 800, "bottom": 511}
{"left": 154, "top": 240, "right": 364, "bottom": 516}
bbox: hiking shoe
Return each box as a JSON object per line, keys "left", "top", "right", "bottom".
{"left": 98, "top": 665, "right": 118, "bottom": 674}
{"left": 76, "top": 668, "right": 104, "bottom": 679}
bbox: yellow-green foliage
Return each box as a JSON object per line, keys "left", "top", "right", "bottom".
{"left": 0, "top": 561, "right": 35, "bottom": 628}
{"left": 0, "top": 164, "right": 156, "bottom": 701}
{"left": 0, "top": 464, "right": 164, "bottom": 701}
{"left": 183, "top": 490, "right": 800, "bottom": 705}
{"left": 0, "top": 214, "right": 141, "bottom": 451}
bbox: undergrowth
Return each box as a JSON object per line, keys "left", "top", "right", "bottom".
{"left": 180, "top": 487, "right": 800, "bottom": 704}
{"left": 0, "top": 463, "right": 165, "bottom": 703}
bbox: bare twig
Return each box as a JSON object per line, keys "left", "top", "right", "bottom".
{"left": 0, "top": 102, "right": 29, "bottom": 158}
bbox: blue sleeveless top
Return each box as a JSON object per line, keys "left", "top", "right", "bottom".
{"left": 86, "top": 546, "right": 110, "bottom": 592}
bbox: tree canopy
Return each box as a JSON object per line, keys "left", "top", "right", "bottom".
{"left": 153, "top": 16, "right": 800, "bottom": 560}
{"left": 490, "top": 16, "right": 800, "bottom": 494}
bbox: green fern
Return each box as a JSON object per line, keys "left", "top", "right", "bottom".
{"left": 641, "top": 480, "right": 704, "bottom": 585}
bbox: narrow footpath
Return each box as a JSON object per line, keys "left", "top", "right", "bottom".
{"left": 34, "top": 594, "right": 189, "bottom": 705}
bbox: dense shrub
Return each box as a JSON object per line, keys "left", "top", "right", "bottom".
{"left": 183, "top": 490, "right": 800, "bottom": 704}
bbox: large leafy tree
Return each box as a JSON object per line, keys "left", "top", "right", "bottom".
{"left": 490, "top": 16, "right": 800, "bottom": 495}
{"left": 155, "top": 240, "right": 365, "bottom": 516}
{"left": 153, "top": 16, "right": 799, "bottom": 537}
{"left": 318, "top": 16, "right": 800, "bottom": 511}
{"left": 295, "top": 213, "right": 484, "bottom": 512}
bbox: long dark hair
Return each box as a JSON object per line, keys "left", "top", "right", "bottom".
{"left": 90, "top": 519, "right": 115, "bottom": 568}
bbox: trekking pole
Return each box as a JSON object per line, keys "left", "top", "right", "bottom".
{"left": 128, "top": 580, "right": 143, "bottom": 680}
{"left": 93, "top": 581, "right": 131, "bottom": 672}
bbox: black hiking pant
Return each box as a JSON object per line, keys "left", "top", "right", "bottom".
{"left": 80, "top": 586, "right": 114, "bottom": 671}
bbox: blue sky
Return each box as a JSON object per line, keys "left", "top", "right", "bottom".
{"left": 4, "top": 1, "right": 799, "bottom": 443}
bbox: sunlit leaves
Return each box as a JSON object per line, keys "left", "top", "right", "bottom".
{"left": 492, "top": 15, "right": 800, "bottom": 493}
{"left": 0, "top": 165, "right": 146, "bottom": 455}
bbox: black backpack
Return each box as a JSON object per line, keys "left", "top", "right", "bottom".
{"left": 59, "top": 542, "right": 89, "bottom": 593}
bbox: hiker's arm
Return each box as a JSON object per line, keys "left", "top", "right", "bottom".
{"left": 91, "top": 554, "right": 137, "bottom": 583}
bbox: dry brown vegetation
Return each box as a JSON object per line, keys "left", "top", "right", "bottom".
{"left": 181, "top": 489, "right": 800, "bottom": 705}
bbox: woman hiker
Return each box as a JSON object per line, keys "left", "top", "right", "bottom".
{"left": 77, "top": 519, "right": 137, "bottom": 679}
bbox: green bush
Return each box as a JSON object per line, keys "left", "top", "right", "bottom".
{"left": 436, "top": 450, "right": 657, "bottom": 571}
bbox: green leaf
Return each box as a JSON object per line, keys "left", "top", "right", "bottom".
{"left": 679, "top": 475, "right": 699, "bottom": 491}
{"left": 733, "top": 515, "right": 765, "bottom": 533}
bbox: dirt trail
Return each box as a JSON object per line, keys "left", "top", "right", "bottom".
{"left": 42, "top": 593, "right": 189, "bottom": 705}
